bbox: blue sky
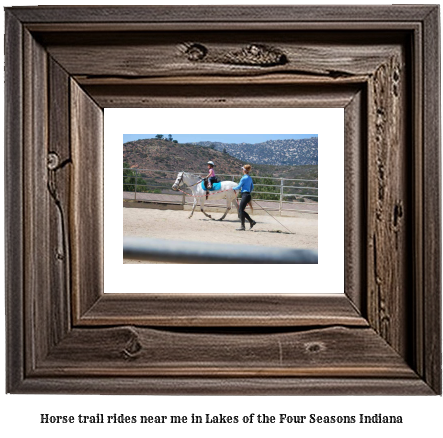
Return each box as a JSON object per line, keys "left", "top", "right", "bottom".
{"left": 123, "top": 134, "right": 317, "bottom": 144}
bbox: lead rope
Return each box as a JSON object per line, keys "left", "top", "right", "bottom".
{"left": 177, "top": 186, "right": 237, "bottom": 198}
{"left": 251, "top": 199, "right": 295, "bottom": 234}
{"left": 179, "top": 183, "right": 294, "bottom": 234}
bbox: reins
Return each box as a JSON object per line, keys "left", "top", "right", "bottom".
{"left": 176, "top": 172, "right": 234, "bottom": 197}
{"left": 176, "top": 172, "right": 202, "bottom": 188}
{"left": 188, "top": 179, "right": 203, "bottom": 188}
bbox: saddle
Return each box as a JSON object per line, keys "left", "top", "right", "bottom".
{"left": 203, "top": 177, "right": 219, "bottom": 188}
{"left": 203, "top": 178, "right": 209, "bottom": 191}
{"left": 203, "top": 178, "right": 219, "bottom": 200}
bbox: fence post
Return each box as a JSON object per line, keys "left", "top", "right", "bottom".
{"left": 182, "top": 191, "right": 186, "bottom": 206}
{"left": 279, "top": 178, "right": 284, "bottom": 215}
{"left": 134, "top": 169, "right": 137, "bottom": 201}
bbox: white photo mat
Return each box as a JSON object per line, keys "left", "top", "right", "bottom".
{"left": 104, "top": 108, "right": 344, "bottom": 294}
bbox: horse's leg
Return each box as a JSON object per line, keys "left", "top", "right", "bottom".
{"left": 232, "top": 196, "right": 239, "bottom": 214}
{"left": 200, "top": 198, "right": 212, "bottom": 219}
{"left": 218, "top": 196, "right": 231, "bottom": 221}
{"left": 188, "top": 198, "right": 197, "bottom": 219}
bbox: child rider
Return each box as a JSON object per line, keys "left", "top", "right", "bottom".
{"left": 205, "top": 161, "right": 217, "bottom": 188}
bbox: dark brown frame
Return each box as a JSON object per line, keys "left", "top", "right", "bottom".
{"left": 5, "top": 6, "right": 441, "bottom": 394}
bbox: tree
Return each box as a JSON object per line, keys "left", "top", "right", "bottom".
{"left": 168, "top": 134, "right": 173, "bottom": 142}
{"left": 223, "top": 148, "right": 227, "bottom": 154}
{"left": 123, "top": 163, "right": 162, "bottom": 194}
{"left": 123, "top": 162, "right": 147, "bottom": 193}
{"left": 155, "top": 134, "right": 164, "bottom": 139}
{"left": 172, "top": 140, "right": 178, "bottom": 144}
{"left": 251, "top": 173, "right": 280, "bottom": 201}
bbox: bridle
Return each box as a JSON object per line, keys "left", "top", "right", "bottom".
{"left": 172, "top": 171, "right": 184, "bottom": 190}
{"left": 173, "top": 171, "right": 202, "bottom": 190}
{"left": 177, "top": 171, "right": 185, "bottom": 186}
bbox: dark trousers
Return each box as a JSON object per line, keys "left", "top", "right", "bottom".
{"left": 238, "top": 192, "right": 252, "bottom": 226}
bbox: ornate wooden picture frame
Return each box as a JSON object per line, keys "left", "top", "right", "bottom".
{"left": 5, "top": 6, "right": 441, "bottom": 394}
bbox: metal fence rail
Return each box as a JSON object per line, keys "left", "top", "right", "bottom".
{"left": 123, "top": 168, "right": 318, "bottom": 214}
{"left": 124, "top": 237, "right": 318, "bottom": 264}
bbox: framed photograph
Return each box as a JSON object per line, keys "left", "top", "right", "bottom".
{"left": 5, "top": 5, "right": 440, "bottom": 394}
{"left": 108, "top": 108, "right": 340, "bottom": 295}
{"left": 120, "top": 126, "right": 320, "bottom": 265}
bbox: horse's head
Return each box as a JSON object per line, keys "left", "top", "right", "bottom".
{"left": 172, "top": 171, "right": 184, "bottom": 191}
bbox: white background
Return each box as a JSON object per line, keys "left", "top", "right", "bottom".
{"left": 108, "top": 108, "right": 343, "bottom": 294}
{"left": 1, "top": 1, "right": 442, "bottom": 438}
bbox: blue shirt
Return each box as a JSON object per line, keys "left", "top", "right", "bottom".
{"left": 233, "top": 174, "right": 254, "bottom": 193}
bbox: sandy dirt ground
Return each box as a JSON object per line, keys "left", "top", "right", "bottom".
{"left": 124, "top": 207, "right": 317, "bottom": 264}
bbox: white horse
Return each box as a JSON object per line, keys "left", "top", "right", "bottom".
{"left": 172, "top": 171, "right": 239, "bottom": 220}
